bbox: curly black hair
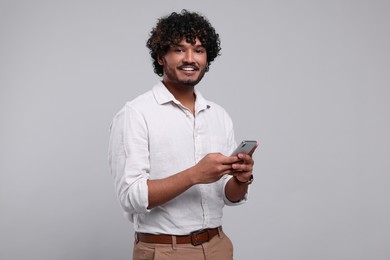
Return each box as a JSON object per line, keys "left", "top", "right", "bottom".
{"left": 146, "top": 10, "right": 221, "bottom": 76}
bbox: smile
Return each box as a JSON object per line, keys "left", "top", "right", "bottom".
{"left": 178, "top": 65, "right": 199, "bottom": 71}
{"left": 182, "top": 67, "right": 195, "bottom": 71}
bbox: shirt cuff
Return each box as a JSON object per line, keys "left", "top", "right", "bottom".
{"left": 127, "top": 178, "right": 151, "bottom": 213}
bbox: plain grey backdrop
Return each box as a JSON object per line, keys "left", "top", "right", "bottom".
{"left": 1, "top": 0, "right": 389, "bottom": 259}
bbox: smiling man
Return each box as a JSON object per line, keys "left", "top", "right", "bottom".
{"left": 109, "top": 10, "right": 257, "bottom": 260}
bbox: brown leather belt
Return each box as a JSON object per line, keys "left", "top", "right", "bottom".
{"left": 135, "top": 226, "right": 221, "bottom": 246}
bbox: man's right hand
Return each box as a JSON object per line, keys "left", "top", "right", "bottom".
{"left": 190, "top": 153, "right": 240, "bottom": 184}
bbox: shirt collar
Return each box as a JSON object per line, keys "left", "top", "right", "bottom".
{"left": 152, "top": 81, "right": 211, "bottom": 112}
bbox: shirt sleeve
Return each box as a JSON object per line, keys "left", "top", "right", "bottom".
{"left": 108, "top": 103, "right": 151, "bottom": 214}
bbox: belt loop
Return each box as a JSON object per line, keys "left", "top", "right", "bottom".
{"left": 171, "top": 235, "right": 177, "bottom": 250}
{"left": 217, "top": 226, "right": 222, "bottom": 238}
{"left": 134, "top": 232, "right": 139, "bottom": 244}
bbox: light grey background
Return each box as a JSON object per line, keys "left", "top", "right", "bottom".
{"left": 1, "top": 1, "right": 389, "bottom": 259}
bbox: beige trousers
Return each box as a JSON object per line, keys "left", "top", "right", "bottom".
{"left": 132, "top": 230, "right": 234, "bottom": 260}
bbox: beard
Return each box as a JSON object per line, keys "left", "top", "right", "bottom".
{"left": 180, "top": 69, "right": 206, "bottom": 87}
{"left": 163, "top": 62, "right": 207, "bottom": 88}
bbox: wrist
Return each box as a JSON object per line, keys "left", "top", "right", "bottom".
{"left": 187, "top": 166, "right": 200, "bottom": 185}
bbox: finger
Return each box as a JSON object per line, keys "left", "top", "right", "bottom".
{"left": 231, "top": 162, "right": 252, "bottom": 173}
{"left": 224, "top": 169, "right": 235, "bottom": 175}
{"left": 221, "top": 164, "right": 235, "bottom": 173}
{"left": 233, "top": 171, "right": 252, "bottom": 178}
{"left": 223, "top": 156, "right": 242, "bottom": 165}
{"left": 237, "top": 153, "right": 254, "bottom": 164}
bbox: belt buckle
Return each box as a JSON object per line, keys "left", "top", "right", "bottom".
{"left": 190, "top": 229, "right": 209, "bottom": 246}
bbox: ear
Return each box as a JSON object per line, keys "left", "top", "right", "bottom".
{"left": 157, "top": 55, "right": 164, "bottom": 66}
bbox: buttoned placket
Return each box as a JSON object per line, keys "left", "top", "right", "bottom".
{"left": 177, "top": 100, "right": 211, "bottom": 229}
{"left": 180, "top": 102, "right": 210, "bottom": 228}
{"left": 194, "top": 107, "right": 211, "bottom": 229}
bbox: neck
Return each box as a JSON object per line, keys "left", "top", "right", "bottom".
{"left": 162, "top": 80, "right": 196, "bottom": 114}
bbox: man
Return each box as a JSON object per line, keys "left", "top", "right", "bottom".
{"left": 108, "top": 10, "right": 257, "bottom": 260}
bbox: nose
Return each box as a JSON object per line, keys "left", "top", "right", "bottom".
{"left": 183, "top": 50, "right": 195, "bottom": 63}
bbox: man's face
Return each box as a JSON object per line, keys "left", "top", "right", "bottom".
{"left": 159, "top": 38, "right": 208, "bottom": 88}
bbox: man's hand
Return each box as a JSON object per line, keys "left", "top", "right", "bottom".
{"left": 230, "top": 144, "right": 257, "bottom": 182}
{"left": 231, "top": 153, "right": 255, "bottom": 182}
{"left": 191, "top": 153, "right": 239, "bottom": 184}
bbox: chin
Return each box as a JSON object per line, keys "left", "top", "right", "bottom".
{"left": 181, "top": 73, "right": 205, "bottom": 87}
{"left": 181, "top": 79, "right": 198, "bottom": 87}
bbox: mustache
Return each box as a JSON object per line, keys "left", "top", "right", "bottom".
{"left": 177, "top": 63, "right": 199, "bottom": 70}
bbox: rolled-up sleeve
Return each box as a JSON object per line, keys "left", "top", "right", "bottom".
{"left": 108, "top": 103, "right": 151, "bottom": 214}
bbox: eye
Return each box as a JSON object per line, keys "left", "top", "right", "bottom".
{"left": 174, "top": 48, "right": 183, "bottom": 53}
{"left": 195, "top": 48, "right": 205, "bottom": 54}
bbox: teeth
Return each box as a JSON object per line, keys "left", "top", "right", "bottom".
{"left": 182, "top": 67, "right": 195, "bottom": 71}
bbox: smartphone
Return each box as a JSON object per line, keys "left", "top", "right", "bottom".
{"left": 230, "top": 140, "right": 258, "bottom": 156}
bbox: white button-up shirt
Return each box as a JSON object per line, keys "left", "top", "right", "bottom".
{"left": 108, "top": 82, "right": 247, "bottom": 235}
